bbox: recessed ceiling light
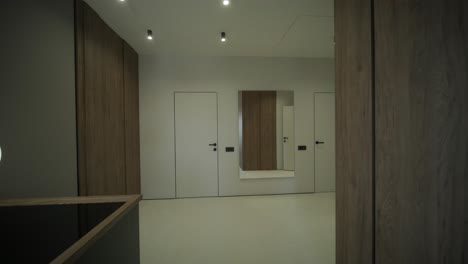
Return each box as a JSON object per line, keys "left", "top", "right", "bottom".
{"left": 119, "top": 0, "right": 125, "bottom": 2}
{"left": 147, "top": 30, "right": 153, "bottom": 40}
{"left": 223, "top": 0, "right": 230, "bottom": 6}
{"left": 221, "top": 32, "right": 227, "bottom": 42}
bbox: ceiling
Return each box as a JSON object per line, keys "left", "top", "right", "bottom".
{"left": 85, "top": 0, "right": 334, "bottom": 58}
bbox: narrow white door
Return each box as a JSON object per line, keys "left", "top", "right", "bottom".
{"left": 283, "top": 106, "right": 295, "bottom": 171}
{"left": 175, "top": 93, "right": 218, "bottom": 198}
{"left": 314, "top": 93, "right": 336, "bottom": 192}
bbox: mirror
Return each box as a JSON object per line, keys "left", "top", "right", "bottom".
{"left": 239, "top": 91, "right": 295, "bottom": 179}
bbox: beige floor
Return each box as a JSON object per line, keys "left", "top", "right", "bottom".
{"left": 139, "top": 193, "right": 335, "bottom": 264}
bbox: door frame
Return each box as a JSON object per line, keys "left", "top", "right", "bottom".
{"left": 173, "top": 92, "right": 220, "bottom": 198}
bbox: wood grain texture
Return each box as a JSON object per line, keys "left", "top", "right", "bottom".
{"left": 242, "top": 91, "right": 261, "bottom": 170}
{"left": 241, "top": 91, "right": 277, "bottom": 170}
{"left": 123, "top": 43, "right": 141, "bottom": 195}
{"left": 335, "top": 0, "right": 374, "bottom": 263}
{"left": 239, "top": 93, "right": 244, "bottom": 170}
{"left": 80, "top": 1, "right": 126, "bottom": 195}
{"left": 0, "top": 195, "right": 140, "bottom": 207}
{"left": 76, "top": 1, "right": 141, "bottom": 196}
{"left": 259, "top": 91, "right": 277, "bottom": 170}
{"left": 374, "top": 0, "right": 468, "bottom": 263}
{"left": 75, "top": 0, "right": 87, "bottom": 196}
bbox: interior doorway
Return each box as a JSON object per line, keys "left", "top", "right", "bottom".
{"left": 174, "top": 92, "right": 219, "bottom": 198}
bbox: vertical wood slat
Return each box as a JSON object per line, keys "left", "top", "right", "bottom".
{"left": 76, "top": 0, "right": 140, "bottom": 196}
{"left": 335, "top": 0, "right": 374, "bottom": 263}
{"left": 242, "top": 91, "right": 261, "bottom": 170}
{"left": 123, "top": 43, "right": 141, "bottom": 195}
{"left": 75, "top": 0, "right": 86, "bottom": 196}
{"left": 259, "top": 91, "right": 277, "bottom": 170}
{"left": 83, "top": 3, "right": 126, "bottom": 195}
{"left": 241, "top": 91, "right": 277, "bottom": 170}
{"left": 374, "top": 0, "right": 468, "bottom": 263}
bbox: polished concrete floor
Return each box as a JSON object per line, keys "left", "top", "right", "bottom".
{"left": 139, "top": 193, "right": 335, "bottom": 264}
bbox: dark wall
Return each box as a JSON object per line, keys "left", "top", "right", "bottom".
{"left": 76, "top": 206, "right": 140, "bottom": 264}
{"left": 0, "top": 0, "right": 77, "bottom": 198}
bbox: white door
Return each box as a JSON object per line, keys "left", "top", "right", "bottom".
{"left": 314, "top": 93, "right": 336, "bottom": 192}
{"left": 175, "top": 93, "right": 218, "bottom": 198}
{"left": 283, "top": 106, "right": 295, "bottom": 171}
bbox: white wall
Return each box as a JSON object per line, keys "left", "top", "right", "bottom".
{"left": 140, "top": 56, "right": 334, "bottom": 199}
{"left": 0, "top": 0, "right": 77, "bottom": 198}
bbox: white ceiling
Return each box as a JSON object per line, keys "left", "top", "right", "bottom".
{"left": 85, "top": 0, "right": 334, "bottom": 58}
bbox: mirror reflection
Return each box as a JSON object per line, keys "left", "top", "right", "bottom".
{"left": 239, "top": 91, "right": 295, "bottom": 179}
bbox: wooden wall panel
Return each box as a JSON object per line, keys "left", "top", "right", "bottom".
{"left": 82, "top": 4, "right": 126, "bottom": 195}
{"left": 75, "top": 0, "right": 87, "bottom": 195}
{"left": 123, "top": 43, "right": 141, "bottom": 195}
{"left": 374, "top": 1, "right": 468, "bottom": 263}
{"left": 241, "top": 91, "right": 277, "bottom": 170}
{"left": 259, "top": 91, "right": 276, "bottom": 170}
{"left": 242, "top": 91, "right": 261, "bottom": 170}
{"left": 76, "top": 1, "right": 140, "bottom": 196}
{"left": 335, "top": 0, "right": 374, "bottom": 263}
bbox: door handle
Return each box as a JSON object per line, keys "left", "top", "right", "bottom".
{"left": 209, "top": 143, "right": 217, "bottom": 147}
{"left": 315, "top": 141, "right": 325, "bottom": 145}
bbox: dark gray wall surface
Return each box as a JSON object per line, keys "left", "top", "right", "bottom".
{"left": 0, "top": 0, "right": 77, "bottom": 198}
{"left": 76, "top": 206, "right": 140, "bottom": 264}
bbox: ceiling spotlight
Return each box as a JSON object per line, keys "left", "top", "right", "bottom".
{"left": 223, "top": 0, "right": 230, "bottom": 6}
{"left": 147, "top": 30, "right": 153, "bottom": 40}
{"left": 119, "top": 0, "right": 125, "bottom": 2}
{"left": 221, "top": 32, "right": 227, "bottom": 42}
